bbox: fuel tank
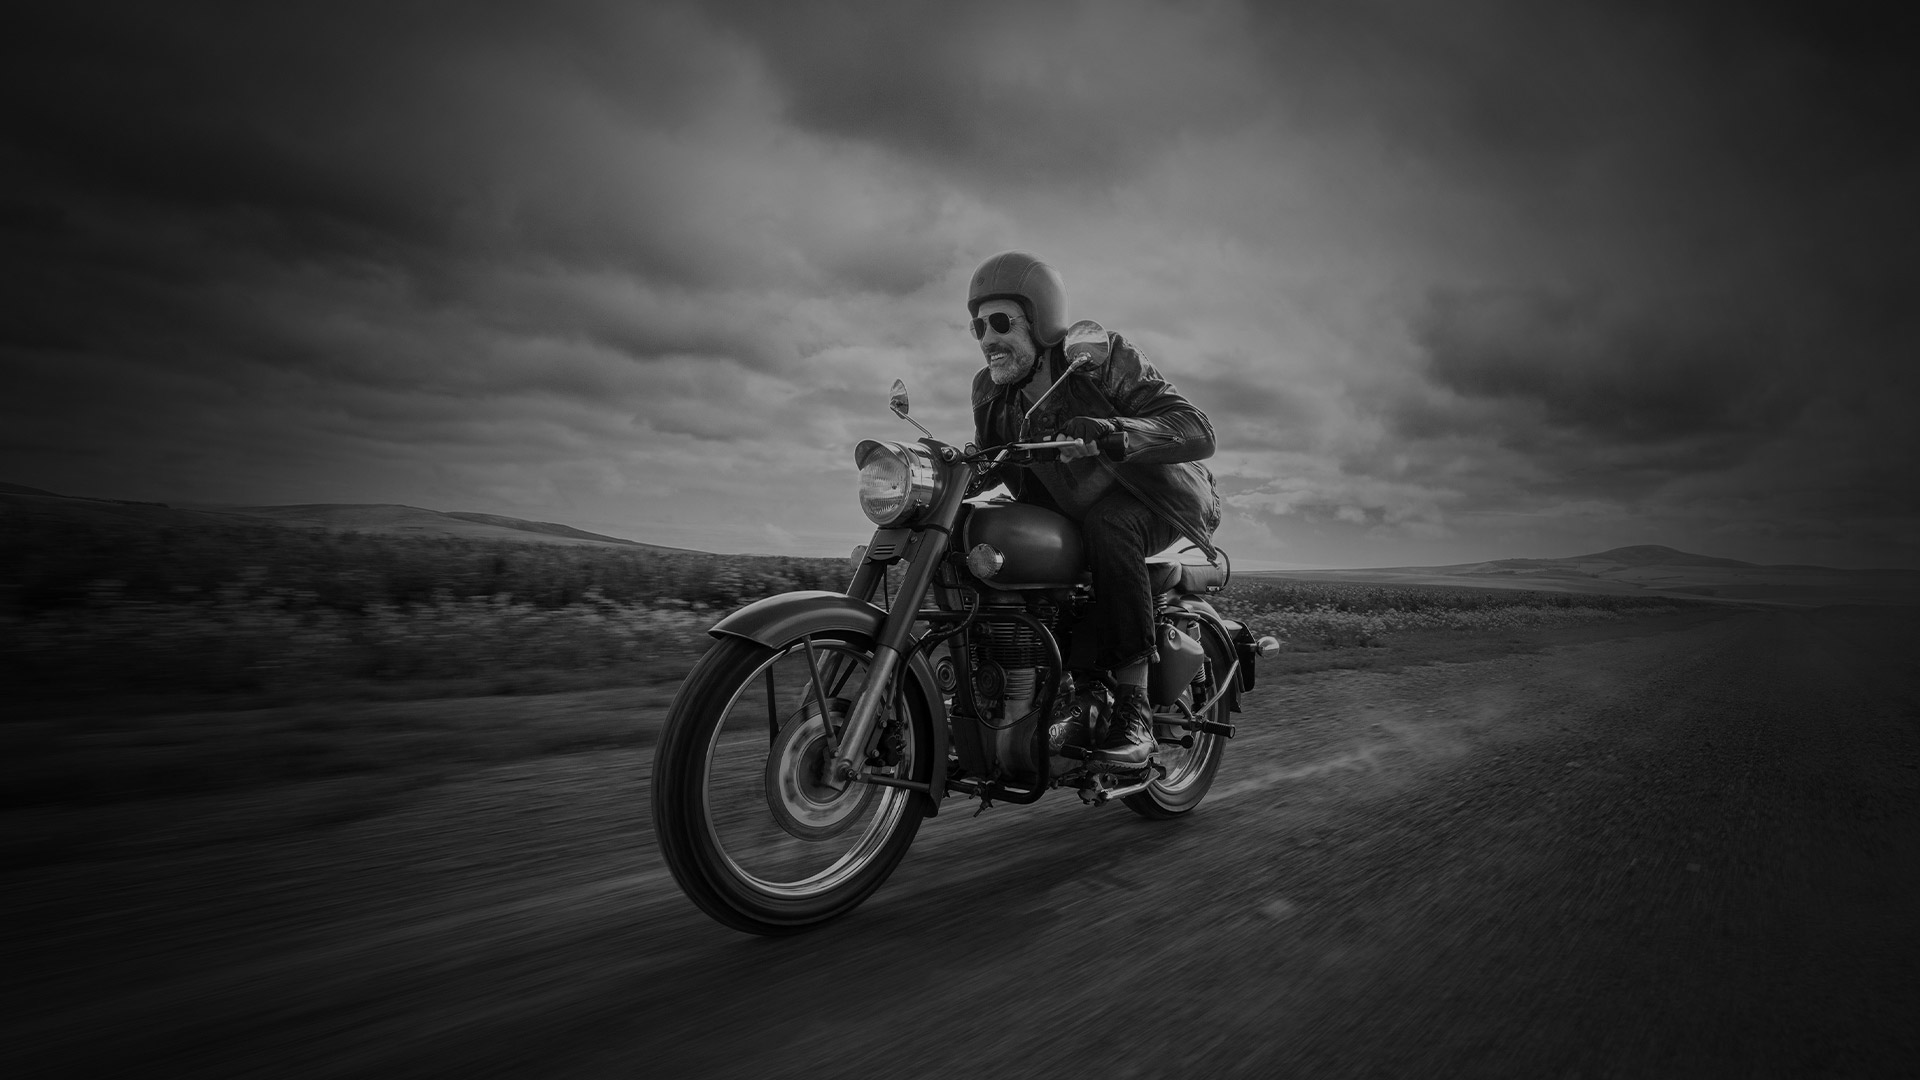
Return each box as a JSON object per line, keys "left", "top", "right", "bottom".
{"left": 960, "top": 501, "right": 1086, "bottom": 589}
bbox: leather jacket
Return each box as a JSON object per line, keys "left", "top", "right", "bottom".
{"left": 970, "top": 330, "right": 1221, "bottom": 549}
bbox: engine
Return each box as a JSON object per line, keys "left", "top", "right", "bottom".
{"left": 968, "top": 595, "right": 1060, "bottom": 724}
{"left": 962, "top": 591, "right": 1072, "bottom": 780}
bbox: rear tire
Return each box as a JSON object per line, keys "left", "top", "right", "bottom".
{"left": 1125, "top": 619, "right": 1230, "bottom": 819}
{"left": 652, "top": 633, "right": 926, "bottom": 934}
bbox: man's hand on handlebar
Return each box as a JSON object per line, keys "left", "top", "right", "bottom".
{"left": 1005, "top": 414, "right": 1122, "bottom": 462}
{"left": 1052, "top": 416, "right": 1122, "bottom": 462}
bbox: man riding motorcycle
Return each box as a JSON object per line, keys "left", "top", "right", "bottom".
{"left": 965, "top": 251, "right": 1222, "bottom": 770}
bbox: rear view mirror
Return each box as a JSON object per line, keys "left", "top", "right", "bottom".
{"left": 1062, "top": 320, "right": 1108, "bottom": 367}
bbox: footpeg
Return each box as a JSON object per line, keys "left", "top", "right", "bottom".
{"left": 1060, "top": 761, "right": 1166, "bottom": 805}
{"left": 1181, "top": 718, "right": 1236, "bottom": 738}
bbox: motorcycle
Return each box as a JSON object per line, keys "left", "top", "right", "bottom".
{"left": 651, "top": 321, "right": 1279, "bottom": 935}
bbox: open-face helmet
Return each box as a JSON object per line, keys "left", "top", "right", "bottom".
{"left": 967, "top": 251, "right": 1068, "bottom": 348}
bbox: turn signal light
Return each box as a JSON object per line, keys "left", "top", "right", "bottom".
{"left": 966, "top": 543, "right": 1006, "bottom": 580}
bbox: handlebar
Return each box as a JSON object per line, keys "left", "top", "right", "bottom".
{"left": 969, "top": 438, "right": 1088, "bottom": 472}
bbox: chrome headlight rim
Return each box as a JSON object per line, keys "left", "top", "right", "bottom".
{"left": 854, "top": 439, "right": 943, "bottom": 526}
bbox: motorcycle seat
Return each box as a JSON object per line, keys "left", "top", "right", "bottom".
{"left": 1146, "top": 557, "right": 1226, "bottom": 595}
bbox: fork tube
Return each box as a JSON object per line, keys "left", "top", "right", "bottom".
{"left": 823, "top": 645, "right": 902, "bottom": 789}
{"left": 821, "top": 531, "right": 945, "bottom": 789}
{"left": 847, "top": 555, "right": 886, "bottom": 603}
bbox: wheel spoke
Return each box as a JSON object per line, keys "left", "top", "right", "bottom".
{"left": 765, "top": 667, "right": 780, "bottom": 742}
{"left": 828, "top": 654, "right": 857, "bottom": 697}
{"left": 800, "top": 634, "right": 835, "bottom": 752}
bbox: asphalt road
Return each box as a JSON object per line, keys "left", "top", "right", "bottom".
{"left": 10, "top": 604, "right": 1918, "bottom": 1077}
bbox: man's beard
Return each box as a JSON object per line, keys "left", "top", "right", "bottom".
{"left": 985, "top": 339, "right": 1038, "bottom": 385}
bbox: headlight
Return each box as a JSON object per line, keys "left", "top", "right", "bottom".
{"left": 854, "top": 439, "right": 942, "bottom": 525}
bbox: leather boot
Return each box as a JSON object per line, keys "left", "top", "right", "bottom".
{"left": 1093, "top": 684, "right": 1156, "bottom": 769}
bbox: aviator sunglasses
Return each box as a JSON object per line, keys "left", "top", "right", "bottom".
{"left": 969, "top": 311, "right": 1024, "bottom": 339}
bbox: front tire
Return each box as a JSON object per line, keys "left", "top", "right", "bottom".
{"left": 652, "top": 633, "right": 926, "bottom": 935}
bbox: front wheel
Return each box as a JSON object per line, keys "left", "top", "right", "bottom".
{"left": 652, "top": 632, "right": 926, "bottom": 935}
{"left": 1125, "top": 619, "right": 1231, "bottom": 819}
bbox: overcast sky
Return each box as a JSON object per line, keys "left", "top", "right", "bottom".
{"left": 4, "top": 1, "right": 1915, "bottom": 568}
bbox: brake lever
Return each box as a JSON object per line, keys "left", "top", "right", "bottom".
{"left": 978, "top": 439, "right": 1082, "bottom": 472}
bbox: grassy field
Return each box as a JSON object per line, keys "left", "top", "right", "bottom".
{"left": 1214, "top": 576, "right": 1696, "bottom": 649}
{"left": 3, "top": 516, "right": 1699, "bottom": 703}
{"left": 2, "top": 518, "right": 843, "bottom": 701}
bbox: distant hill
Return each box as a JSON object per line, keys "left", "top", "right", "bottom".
{"left": 1570, "top": 544, "right": 1756, "bottom": 569}
{"left": 0, "top": 481, "right": 62, "bottom": 497}
{"left": 441, "top": 512, "right": 652, "bottom": 546}
{"left": 208, "top": 504, "right": 709, "bottom": 552}
{"left": 1441, "top": 544, "right": 1756, "bottom": 575}
{"left": 0, "top": 485, "right": 707, "bottom": 553}
{"left": 2, "top": 487, "right": 257, "bottom": 532}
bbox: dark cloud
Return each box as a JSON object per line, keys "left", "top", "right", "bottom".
{"left": 1173, "top": 368, "right": 1321, "bottom": 452}
{"left": 703, "top": 0, "right": 1270, "bottom": 187}
{"left": 1233, "top": 1, "right": 1918, "bottom": 324}
{"left": 1240, "top": 1, "right": 1917, "bottom": 179}
{"left": 1411, "top": 287, "right": 1794, "bottom": 444}
{"left": 0, "top": 0, "right": 962, "bottom": 463}
{"left": 2, "top": 2, "right": 951, "bottom": 302}
{"left": 1385, "top": 286, "right": 1832, "bottom": 515}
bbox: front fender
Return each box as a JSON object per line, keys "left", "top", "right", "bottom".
{"left": 708, "top": 590, "right": 883, "bottom": 647}
{"left": 709, "top": 591, "right": 949, "bottom": 814}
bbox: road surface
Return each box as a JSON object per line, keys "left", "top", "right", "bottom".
{"left": 9, "top": 604, "right": 1917, "bottom": 1077}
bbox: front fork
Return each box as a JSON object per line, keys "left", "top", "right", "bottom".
{"left": 821, "top": 489, "right": 966, "bottom": 792}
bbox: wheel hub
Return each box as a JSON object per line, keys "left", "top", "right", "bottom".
{"left": 764, "top": 707, "right": 875, "bottom": 840}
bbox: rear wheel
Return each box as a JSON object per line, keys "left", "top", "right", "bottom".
{"left": 1125, "top": 619, "right": 1231, "bottom": 818}
{"left": 652, "top": 632, "right": 926, "bottom": 934}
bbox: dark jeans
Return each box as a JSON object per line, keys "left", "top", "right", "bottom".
{"left": 1079, "top": 487, "right": 1184, "bottom": 671}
